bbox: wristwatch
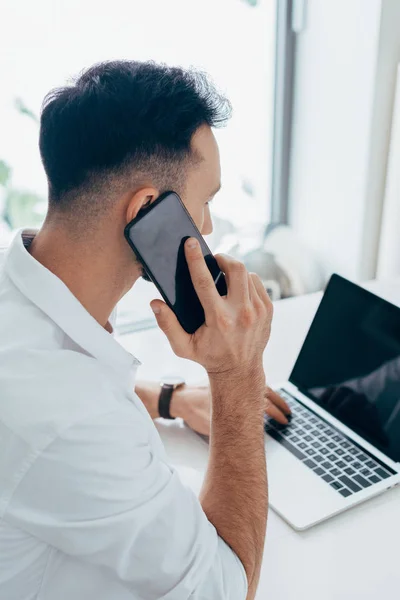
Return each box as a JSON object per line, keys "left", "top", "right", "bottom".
{"left": 158, "top": 376, "right": 185, "bottom": 420}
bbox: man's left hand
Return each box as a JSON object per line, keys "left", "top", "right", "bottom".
{"left": 172, "top": 384, "right": 291, "bottom": 436}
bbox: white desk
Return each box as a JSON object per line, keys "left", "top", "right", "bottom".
{"left": 118, "top": 278, "right": 400, "bottom": 600}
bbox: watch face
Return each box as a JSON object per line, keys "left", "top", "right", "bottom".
{"left": 161, "top": 376, "right": 185, "bottom": 387}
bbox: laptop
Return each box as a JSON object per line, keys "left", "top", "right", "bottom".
{"left": 265, "top": 274, "right": 400, "bottom": 530}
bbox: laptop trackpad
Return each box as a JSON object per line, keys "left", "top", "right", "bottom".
{"left": 265, "top": 436, "right": 346, "bottom": 530}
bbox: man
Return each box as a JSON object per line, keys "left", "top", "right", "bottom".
{"left": 0, "top": 61, "right": 290, "bottom": 600}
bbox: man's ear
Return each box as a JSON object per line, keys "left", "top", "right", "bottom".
{"left": 126, "top": 187, "right": 159, "bottom": 224}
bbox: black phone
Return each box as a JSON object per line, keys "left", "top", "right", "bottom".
{"left": 124, "top": 191, "right": 227, "bottom": 334}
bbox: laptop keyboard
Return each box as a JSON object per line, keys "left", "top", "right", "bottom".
{"left": 264, "top": 389, "right": 395, "bottom": 498}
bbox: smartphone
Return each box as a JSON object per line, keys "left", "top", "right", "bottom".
{"left": 124, "top": 191, "right": 227, "bottom": 334}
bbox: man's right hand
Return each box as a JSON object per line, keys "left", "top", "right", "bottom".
{"left": 151, "top": 237, "right": 272, "bottom": 600}
{"left": 150, "top": 237, "right": 273, "bottom": 380}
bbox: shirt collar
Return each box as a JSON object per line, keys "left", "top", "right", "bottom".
{"left": 4, "top": 230, "right": 140, "bottom": 386}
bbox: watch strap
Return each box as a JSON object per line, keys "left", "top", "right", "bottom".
{"left": 158, "top": 384, "right": 176, "bottom": 420}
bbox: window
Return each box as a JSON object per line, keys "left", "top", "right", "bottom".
{"left": 0, "top": 0, "right": 278, "bottom": 327}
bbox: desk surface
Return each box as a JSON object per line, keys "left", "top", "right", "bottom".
{"left": 118, "top": 278, "right": 400, "bottom": 600}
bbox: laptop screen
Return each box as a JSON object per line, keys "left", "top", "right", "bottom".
{"left": 289, "top": 274, "right": 400, "bottom": 463}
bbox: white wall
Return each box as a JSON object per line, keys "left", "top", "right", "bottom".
{"left": 377, "top": 65, "right": 400, "bottom": 278}
{"left": 360, "top": 0, "right": 400, "bottom": 278}
{"left": 288, "top": 0, "right": 400, "bottom": 281}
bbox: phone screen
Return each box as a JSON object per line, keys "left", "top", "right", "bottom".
{"left": 124, "top": 191, "right": 227, "bottom": 333}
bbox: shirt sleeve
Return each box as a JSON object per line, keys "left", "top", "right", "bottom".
{"left": 4, "top": 405, "right": 247, "bottom": 600}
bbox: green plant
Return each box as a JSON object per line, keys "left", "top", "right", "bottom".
{"left": 14, "top": 97, "right": 39, "bottom": 124}
{"left": 4, "top": 189, "right": 45, "bottom": 229}
{"left": 0, "top": 101, "right": 46, "bottom": 231}
{"left": 0, "top": 160, "right": 11, "bottom": 187}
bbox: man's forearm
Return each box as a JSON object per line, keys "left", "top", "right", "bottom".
{"left": 200, "top": 366, "right": 268, "bottom": 600}
{"left": 134, "top": 381, "right": 160, "bottom": 419}
{"left": 134, "top": 381, "right": 186, "bottom": 420}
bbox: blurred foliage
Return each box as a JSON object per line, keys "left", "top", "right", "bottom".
{"left": 4, "top": 189, "right": 44, "bottom": 229}
{"left": 0, "top": 99, "right": 45, "bottom": 232}
{"left": 14, "top": 97, "right": 39, "bottom": 123}
{"left": 0, "top": 160, "right": 11, "bottom": 188}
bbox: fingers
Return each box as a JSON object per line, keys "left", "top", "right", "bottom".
{"left": 184, "top": 239, "right": 222, "bottom": 314}
{"left": 214, "top": 253, "right": 250, "bottom": 304}
{"left": 266, "top": 387, "right": 291, "bottom": 416}
{"left": 247, "top": 272, "right": 259, "bottom": 303}
{"left": 250, "top": 272, "right": 273, "bottom": 309}
{"left": 265, "top": 398, "right": 288, "bottom": 425}
{"left": 264, "top": 388, "right": 291, "bottom": 425}
{"left": 248, "top": 273, "right": 265, "bottom": 308}
{"left": 150, "top": 299, "right": 190, "bottom": 358}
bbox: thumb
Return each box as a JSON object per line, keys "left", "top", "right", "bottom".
{"left": 150, "top": 300, "right": 190, "bottom": 358}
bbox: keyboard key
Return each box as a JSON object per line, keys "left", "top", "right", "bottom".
{"left": 361, "top": 468, "right": 371, "bottom": 477}
{"left": 339, "top": 475, "right": 362, "bottom": 493}
{"left": 291, "top": 436, "right": 299, "bottom": 443}
{"left": 327, "top": 442, "right": 336, "bottom": 449}
{"left": 339, "top": 488, "right": 352, "bottom": 498}
{"left": 304, "top": 435, "right": 312, "bottom": 442}
{"left": 343, "top": 455, "right": 353, "bottom": 462}
{"left": 314, "top": 467, "right": 324, "bottom": 476}
{"left": 320, "top": 448, "right": 329, "bottom": 455}
{"left": 306, "top": 448, "right": 316, "bottom": 456}
{"left": 336, "top": 448, "right": 345, "bottom": 456}
{"left": 319, "top": 436, "right": 328, "bottom": 443}
{"left": 309, "top": 417, "right": 318, "bottom": 424}
{"left": 330, "top": 481, "right": 343, "bottom": 490}
{"left": 322, "top": 474, "right": 334, "bottom": 483}
{"left": 352, "top": 462, "right": 362, "bottom": 470}
{"left": 266, "top": 429, "right": 306, "bottom": 460}
{"left": 348, "top": 447, "right": 358, "bottom": 455}
{"left": 331, "top": 468, "right": 341, "bottom": 477}
{"left": 321, "top": 461, "right": 332, "bottom": 470}
{"left": 312, "top": 441, "right": 321, "bottom": 448}
{"left": 366, "top": 460, "right": 377, "bottom": 469}
{"left": 333, "top": 435, "right": 342, "bottom": 442}
{"left": 327, "top": 454, "right": 338, "bottom": 462}
{"left": 369, "top": 475, "right": 380, "bottom": 484}
{"left": 303, "top": 424, "right": 312, "bottom": 431}
{"left": 304, "top": 459, "right": 317, "bottom": 469}
{"left": 314, "top": 455, "right": 323, "bottom": 463}
{"left": 298, "top": 442, "right": 307, "bottom": 449}
{"left": 341, "top": 441, "right": 351, "bottom": 449}
{"left": 353, "top": 474, "right": 372, "bottom": 488}
{"left": 336, "top": 461, "right": 346, "bottom": 469}
{"left": 375, "top": 467, "right": 391, "bottom": 480}
{"left": 344, "top": 467, "right": 355, "bottom": 476}
{"left": 357, "top": 453, "right": 368, "bottom": 462}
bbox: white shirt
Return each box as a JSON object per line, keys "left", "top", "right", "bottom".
{"left": 0, "top": 231, "right": 247, "bottom": 600}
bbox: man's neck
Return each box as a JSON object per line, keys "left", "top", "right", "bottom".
{"left": 28, "top": 223, "right": 141, "bottom": 329}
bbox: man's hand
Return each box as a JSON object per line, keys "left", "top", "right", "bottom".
{"left": 151, "top": 238, "right": 272, "bottom": 599}
{"left": 135, "top": 382, "right": 291, "bottom": 435}
{"left": 150, "top": 238, "right": 272, "bottom": 378}
{"left": 174, "top": 384, "right": 291, "bottom": 435}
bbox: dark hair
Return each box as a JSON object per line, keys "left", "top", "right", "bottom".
{"left": 39, "top": 60, "right": 231, "bottom": 214}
